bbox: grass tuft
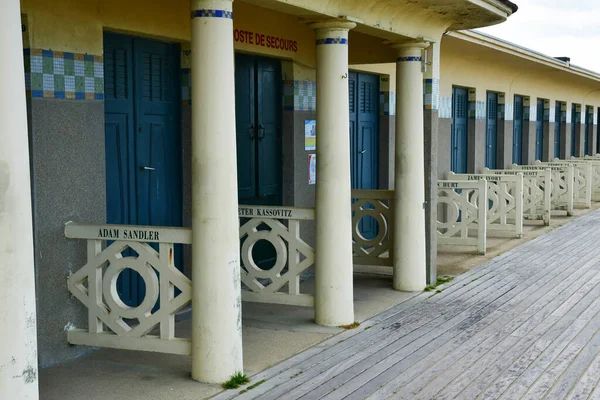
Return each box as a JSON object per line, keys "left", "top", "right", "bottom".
{"left": 340, "top": 321, "right": 360, "bottom": 330}
{"left": 222, "top": 372, "right": 250, "bottom": 389}
{"left": 424, "top": 275, "right": 455, "bottom": 292}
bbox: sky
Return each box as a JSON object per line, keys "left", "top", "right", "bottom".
{"left": 477, "top": 0, "right": 600, "bottom": 73}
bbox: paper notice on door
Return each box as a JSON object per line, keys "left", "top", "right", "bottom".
{"left": 308, "top": 154, "right": 316, "bottom": 185}
{"left": 305, "top": 120, "right": 316, "bottom": 150}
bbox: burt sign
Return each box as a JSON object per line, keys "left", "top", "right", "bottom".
{"left": 233, "top": 29, "right": 298, "bottom": 53}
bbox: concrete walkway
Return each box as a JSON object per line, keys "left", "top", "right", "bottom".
{"left": 214, "top": 209, "right": 600, "bottom": 400}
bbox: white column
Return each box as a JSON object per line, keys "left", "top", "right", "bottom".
{"left": 190, "top": 0, "right": 243, "bottom": 383}
{"left": 0, "top": 0, "right": 39, "bottom": 399}
{"left": 393, "top": 43, "right": 429, "bottom": 292}
{"left": 310, "top": 21, "right": 356, "bottom": 327}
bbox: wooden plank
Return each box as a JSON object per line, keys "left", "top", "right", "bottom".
{"left": 214, "top": 210, "right": 600, "bottom": 400}
{"left": 363, "top": 260, "right": 600, "bottom": 400}
{"left": 214, "top": 211, "right": 600, "bottom": 400}
{"left": 251, "top": 226, "right": 597, "bottom": 400}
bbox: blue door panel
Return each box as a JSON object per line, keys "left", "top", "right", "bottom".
{"left": 554, "top": 102, "right": 562, "bottom": 159}
{"left": 235, "top": 56, "right": 256, "bottom": 200}
{"left": 452, "top": 87, "right": 468, "bottom": 173}
{"left": 349, "top": 72, "right": 379, "bottom": 239}
{"left": 585, "top": 108, "right": 593, "bottom": 156}
{"left": 485, "top": 92, "right": 498, "bottom": 169}
{"left": 571, "top": 104, "right": 578, "bottom": 157}
{"left": 535, "top": 99, "right": 543, "bottom": 161}
{"left": 257, "top": 60, "right": 282, "bottom": 200}
{"left": 104, "top": 33, "right": 182, "bottom": 307}
{"left": 513, "top": 95, "right": 524, "bottom": 165}
{"left": 105, "top": 115, "right": 131, "bottom": 226}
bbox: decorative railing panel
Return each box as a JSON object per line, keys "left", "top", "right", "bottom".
{"left": 448, "top": 173, "right": 524, "bottom": 238}
{"left": 437, "top": 180, "right": 487, "bottom": 255}
{"left": 512, "top": 164, "right": 574, "bottom": 216}
{"left": 564, "top": 157, "right": 600, "bottom": 202}
{"left": 482, "top": 168, "right": 552, "bottom": 225}
{"left": 238, "top": 205, "right": 315, "bottom": 307}
{"left": 538, "top": 161, "right": 592, "bottom": 208}
{"left": 350, "top": 190, "right": 393, "bottom": 266}
{"left": 65, "top": 223, "right": 193, "bottom": 355}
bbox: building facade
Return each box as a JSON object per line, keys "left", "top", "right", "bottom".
{"left": 2, "top": 0, "right": 546, "bottom": 397}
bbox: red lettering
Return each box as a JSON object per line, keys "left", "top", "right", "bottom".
{"left": 236, "top": 32, "right": 297, "bottom": 52}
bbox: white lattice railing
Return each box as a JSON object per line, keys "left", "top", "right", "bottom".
{"left": 64, "top": 205, "right": 316, "bottom": 353}
{"left": 512, "top": 164, "right": 574, "bottom": 216}
{"left": 482, "top": 168, "right": 551, "bottom": 225}
{"left": 437, "top": 180, "right": 487, "bottom": 255}
{"left": 351, "top": 190, "right": 393, "bottom": 266}
{"left": 65, "top": 222, "right": 193, "bottom": 355}
{"left": 448, "top": 172, "right": 524, "bottom": 238}
{"left": 570, "top": 157, "right": 600, "bottom": 201}
{"left": 537, "top": 161, "right": 592, "bottom": 209}
{"left": 238, "top": 205, "right": 315, "bottom": 307}
{"left": 574, "top": 158, "right": 600, "bottom": 201}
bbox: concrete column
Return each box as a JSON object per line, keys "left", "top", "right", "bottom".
{"left": 393, "top": 43, "right": 429, "bottom": 292}
{"left": 0, "top": 0, "right": 39, "bottom": 398}
{"left": 190, "top": 0, "right": 243, "bottom": 383}
{"left": 310, "top": 21, "right": 356, "bottom": 327}
{"left": 423, "top": 41, "right": 440, "bottom": 286}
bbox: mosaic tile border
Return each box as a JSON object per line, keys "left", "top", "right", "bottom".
{"left": 191, "top": 9, "right": 233, "bottom": 19}
{"left": 181, "top": 68, "right": 192, "bottom": 105}
{"left": 316, "top": 38, "right": 347, "bottom": 45}
{"left": 283, "top": 80, "right": 316, "bottom": 111}
{"left": 24, "top": 49, "right": 104, "bottom": 100}
{"left": 379, "top": 91, "right": 396, "bottom": 116}
{"left": 423, "top": 78, "right": 439, "bottom": 111}
{"left": 529, "top": 105, "right": 538, "bottom": 122}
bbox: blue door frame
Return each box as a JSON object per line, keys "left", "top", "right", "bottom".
{"left": 554, "top": 102, "right": 562, "bottom": 159}
{"left": 452, "top": 87, "right": 469, "bottom": 173}
{"left": 535, "top": 99, "right": 543, "bottom": 161}
{"left": 513, "top": 95, "right": 524, "bottom": 165}
{"left": 485, "top": 92, "right": 498, "bottom": 169}
{"left": 104, "top": 33, "right": 182, "bottom": 306}
{"left": 349, "top": 72, "right": 380, "bottom": 239}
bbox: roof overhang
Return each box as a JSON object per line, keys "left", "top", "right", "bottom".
{"left": 449, "top": 29, "right": 600, "bottom": 84}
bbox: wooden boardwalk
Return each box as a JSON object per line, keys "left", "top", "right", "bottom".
{"left": 214, "top": 210, "right": 600, "bottom": 400}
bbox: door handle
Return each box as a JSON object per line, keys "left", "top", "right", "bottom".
{"left": 249, "top": 124, "right": 256, "bottom": 140}
{"left": 140, "top": 166, "right": 155, "bottom": 171}
{"left": 359, "top": 149, "right": 367, "bottom": 154}
{"left": 258, "top": 125, "right": 265, "bottom": 140}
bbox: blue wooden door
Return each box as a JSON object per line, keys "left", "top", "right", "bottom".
{"left": 235, "top": 54, "right": 281, "bottom": 206}
{"left": 485, "top": 92, "right": 498, "bottom": 169}
{"left": 571, "top": 104, "right": 578, "bottom": 157}
{"left": 554, "top": 102, "right": 562, "bottom": 159}
{"left": 513, "top": 95, "right": 524, "bottom": 165}
{"left": 104, "top": 33, "right": 182, "bottom": 306}
{"left": 535, "top": 99, "right": 543, "bottom": 161}
{"left": 349, "top": 72, "right": 380, "bottom": 239}
{"left": 235, "top": 55, "right": 282, "bottom": 269}
{"left": 585, "top": 107, "right": 593, "bottom": 156}
{"left": 452, "top": 87, "right": 468, "bottom": 173}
